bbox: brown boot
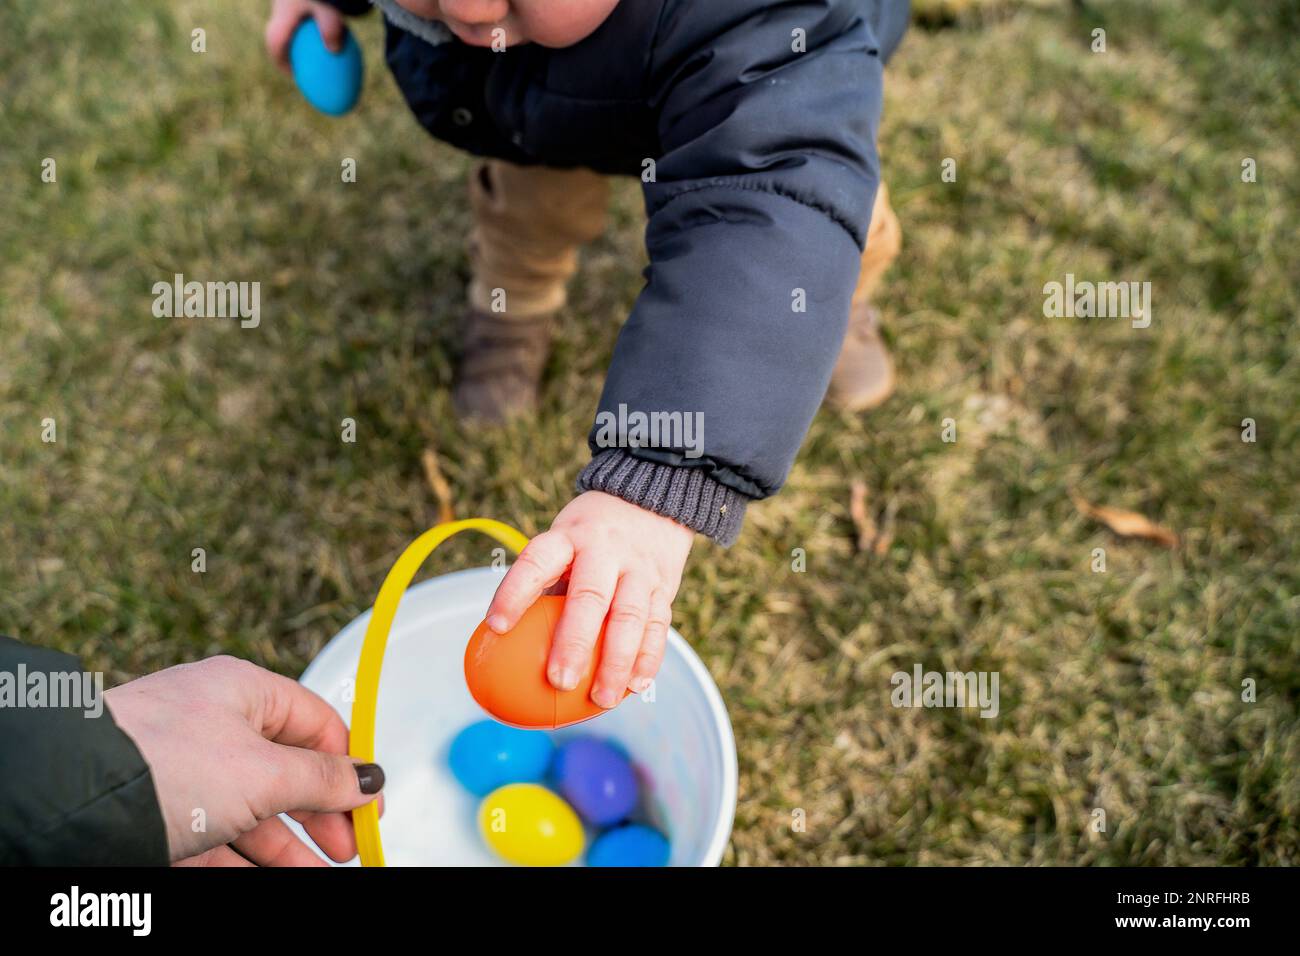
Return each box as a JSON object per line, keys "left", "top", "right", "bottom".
{"left": 452, "top": 306, "right": 554, "bottom": 423}
{"left": 825, "top": 301, "right": 896, "bottom": 412}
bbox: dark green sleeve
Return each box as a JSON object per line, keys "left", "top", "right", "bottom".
{"left": 0, "top": 636, "right": 168, "bottom": 865}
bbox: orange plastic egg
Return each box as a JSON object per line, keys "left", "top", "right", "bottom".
{"left": 464, "top": 595, "right": 630, "bottom": 729}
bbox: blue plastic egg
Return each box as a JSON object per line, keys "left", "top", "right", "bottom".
{"left": 289, "top": 19, "right": 363, "bottom": 116}
{"left": 587, "top": 824, "right": 671, "bottom": 867}
{"left": 448, "top": 720, "right": 555, "bottom": 797}
{"left": 552, "top": 737, "right": 638, "bottom": 826}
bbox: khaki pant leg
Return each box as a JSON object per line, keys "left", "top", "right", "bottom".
{"left": 467, "top": 159, "right": 610, "bottom": 318}
{"left": 851, "top": 181, "right": 902, "bottom": 305}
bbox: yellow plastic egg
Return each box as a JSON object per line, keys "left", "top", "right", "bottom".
{"left": 478, "top": 783, "right": 584, "bottom": 866}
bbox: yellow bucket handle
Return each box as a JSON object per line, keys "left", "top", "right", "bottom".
{"left": 349, "top": 518, "right": 531, "bottom": 867}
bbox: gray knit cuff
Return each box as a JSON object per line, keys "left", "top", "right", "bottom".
{"left": 576, "top": 449, "right": 749, "bottom": 546}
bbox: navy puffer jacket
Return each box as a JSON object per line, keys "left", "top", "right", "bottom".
{"left": 328, "top": 0, "right": 910, "bottom": 543}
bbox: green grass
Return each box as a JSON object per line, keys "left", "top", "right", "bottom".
{"left": 1, "top": 0, "right": 1297, "bottom": 865}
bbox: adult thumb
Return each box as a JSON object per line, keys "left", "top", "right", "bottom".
{"left": 263, "top": 744, "right": 384, "bottom": 816}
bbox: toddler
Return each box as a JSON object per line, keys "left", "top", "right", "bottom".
{"left": 266, "top": 0, "right": 909, "bottom": 708}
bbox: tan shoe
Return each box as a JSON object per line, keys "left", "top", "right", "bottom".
{"left": 825, "top": 301, "right": 896, "bottom": 412}
{"left": 452, "top": 306, "right": 554, "bottom": 423}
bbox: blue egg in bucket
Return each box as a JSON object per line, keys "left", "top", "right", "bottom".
{"left": 289, "top": 19, "right": 363, "bottom": 116}
{"left": 588, "top": 824, "right": 671, "bottom": 867}
{"left": 448, "top": 719, "right": 555, "bottom": 797}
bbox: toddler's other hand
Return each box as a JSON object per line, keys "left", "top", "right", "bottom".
{"left": 486, "top": 491, "right": 695, "bottom": 708}
{"left": 265, "top": 0, "right": 346, "bottom": 75}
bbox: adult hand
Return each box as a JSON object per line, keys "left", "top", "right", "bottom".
{"left": 106, "top": 655, "right": 382, "bottom": 867}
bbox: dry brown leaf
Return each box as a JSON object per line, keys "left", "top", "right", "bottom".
{"left": 849, "top": 480, "right": 875, "bottom": 552}
{"left": 421, "top": 447, "right": 455, "bottom": 524}
{"left": 1070, "top": 491, "right": 1179, "bottom": 548}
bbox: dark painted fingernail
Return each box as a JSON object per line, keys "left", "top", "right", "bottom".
{"left": 355, "top": 763, "right": 385, "bottom": 794}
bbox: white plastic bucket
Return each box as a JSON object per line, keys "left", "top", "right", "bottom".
{"left": 287, "top": 566, "right": 737, "bottom": 866}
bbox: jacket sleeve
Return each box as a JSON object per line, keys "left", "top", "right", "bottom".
{"left": 578, "top": 0, "right": 897, "bottom": 545}
{"left": 0, "top": 636, "right": 168, "bottom": 866}
{"left": 318, "top": 0, "right": 374, "bottom": 16}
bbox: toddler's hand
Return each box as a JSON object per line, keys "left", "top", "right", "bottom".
{"left": 486, "top": 491, "right": 695, "bottom": 708}
{"left": 265, "top": 0, "right": 347, "bottom": 75}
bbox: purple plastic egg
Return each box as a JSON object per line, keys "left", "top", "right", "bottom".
{"left": 552, "top": 737, "right": 638, "bottom": 826}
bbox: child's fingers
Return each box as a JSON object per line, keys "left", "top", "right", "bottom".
{"left": 486, "top": 531, "right": 574, "bottom": 633}
{"left": 591, "top": 574, "right": 652, "bottom": 708}
{"left": 628, "top": 589, "right": 671, "bottom": 693}
{"left": 264, "top": 8, "right": 305, "bottom": 73}
{"left": 312, "top": 7, "right": 347, "bottom": 52}
{"left": 547, "top": 552, "right": 618, "bottom": 691}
